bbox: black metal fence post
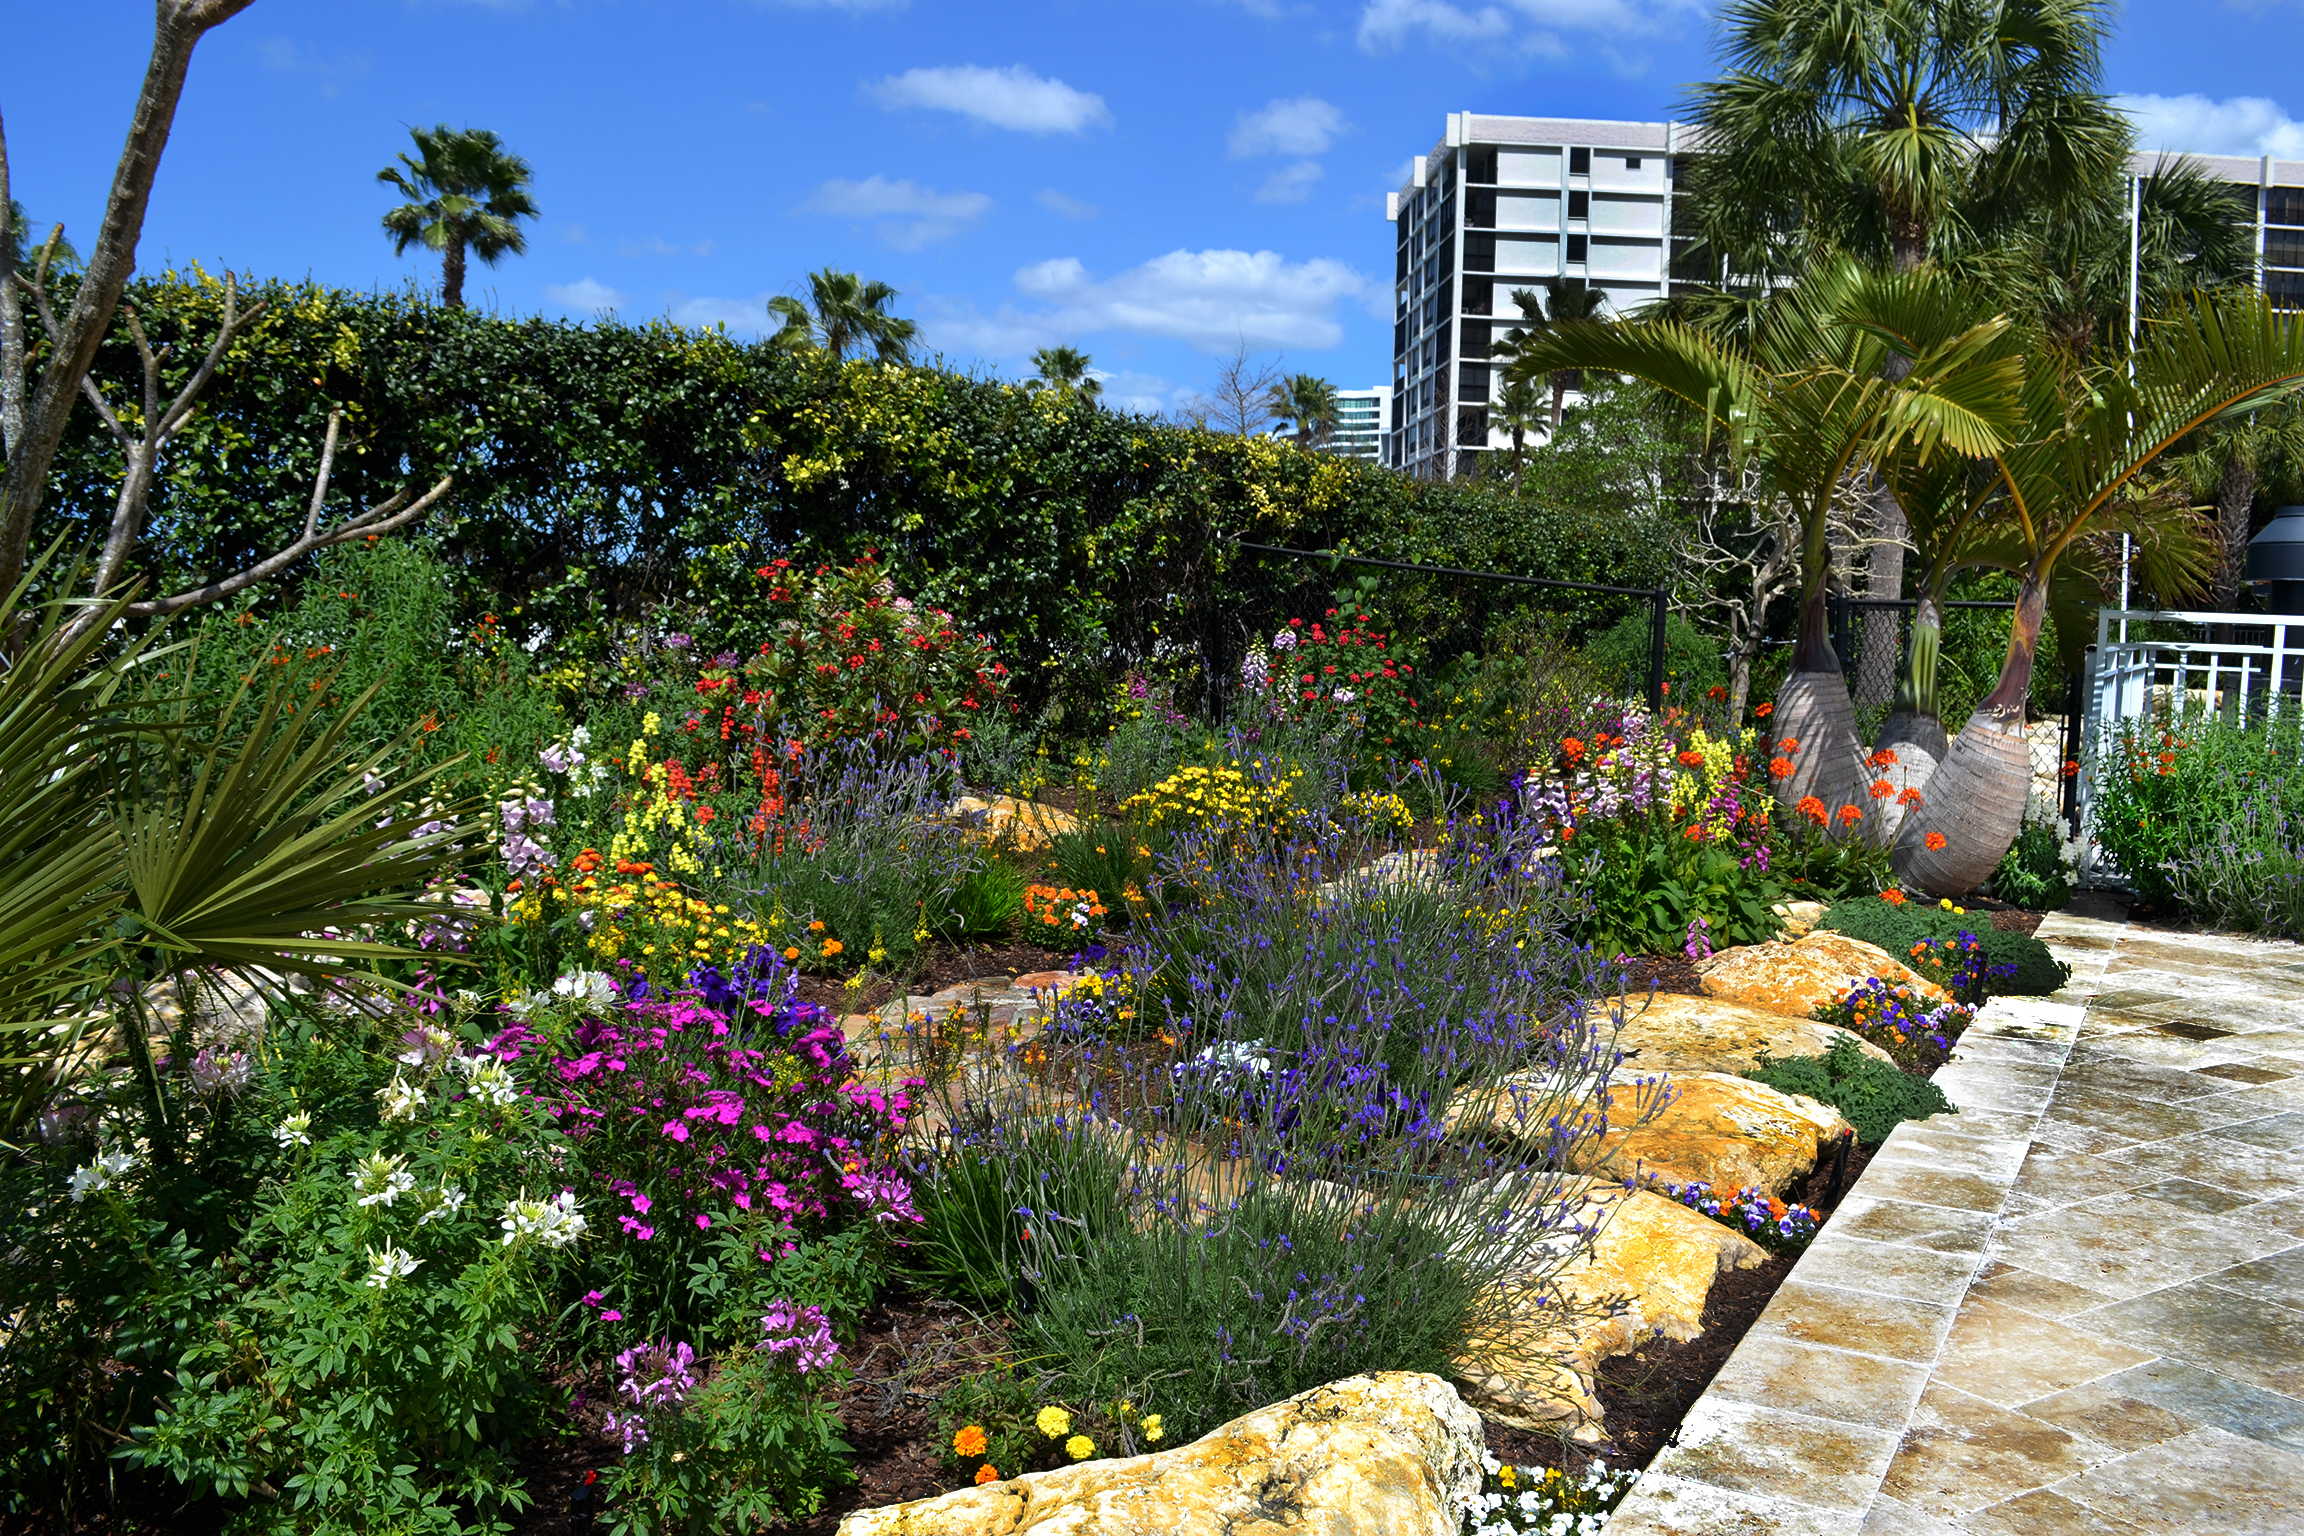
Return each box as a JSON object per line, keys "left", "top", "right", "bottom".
{"left": 1647, "top": 588, "right": 1669, "bottom": 713}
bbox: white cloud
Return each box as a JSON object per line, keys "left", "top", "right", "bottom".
{"left": 255, "top": 37, "right": 370, "bottom": 95}
{"left": 668, "top": 294, "right": 775, "bottom": 331}
{"left": 1037, "top": 188, "right": 1101, "bottom": 220}
{"left": 546, "top": 278, "right": 629, "bottom": 312}
{"left": 1356, "top": 0, "right": 1692, "bottom": 58}
{"left": 2118, "top": 93, "right": 2304, "bottom": 159}
{"left": 619, "top": 235, "right": 717, "bottom": 259}
{"left": 802, "top": 175, "right": 992, "bottom": 249}
{"left": 867, "top": 64, "right": 1112, "bottom": 135}
{"left": 922, "top": 248, "right": 1371, "bottom": 360}
{"left": 1256, "top": 161, "right": 1325, "bottom": 204}
{"left": 1229, "top": 96, "right": 1349, "bottom": 158}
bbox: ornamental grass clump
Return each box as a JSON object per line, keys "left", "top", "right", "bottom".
{"left": 900, "top": 766, "right": 1665, "bottom": 1444}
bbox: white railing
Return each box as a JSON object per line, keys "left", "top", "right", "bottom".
{"left": 2081, "top": 607, "right": 2304, "bottom": 852}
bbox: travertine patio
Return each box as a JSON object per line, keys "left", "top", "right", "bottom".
{"left": 1610, "top": 893, "right": 2304, "bottom": 1535}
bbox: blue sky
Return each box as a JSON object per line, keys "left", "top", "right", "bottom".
{"left": 8, "top": 1, "right": 2302, "bottom": 414}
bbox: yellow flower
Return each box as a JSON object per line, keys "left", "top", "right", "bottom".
{"left": 1064, "top": 1434, "right": 1095, "bottom": 1461}
{"left": 1499, "top": 1465, "right": 1517, "bottom": 1488}
{"left": 1035, "top": 1406, "right": 1072, "bottom": 1439}
{"left": 1141, "top": 1414, "right": 1163, "bottom": 1443}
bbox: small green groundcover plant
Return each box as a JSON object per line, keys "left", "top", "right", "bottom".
{"left": 1817, "top": 895, "right": 2069, "bottom": 997}
{"left": 1988, "top": 819, "right": 2076, "bottom": 911}
{"left": 1747, "top": 1037, "right": 1955, "bottom": 1147}
{"left": 1461, "top": 1455, "right": 1639, "bottom": 1536}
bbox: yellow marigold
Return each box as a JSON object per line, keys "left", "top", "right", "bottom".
{"left": 1035, "top": 1406, "right": 1071, "bottom": 1439}
{"left": 1065, "top": 1434, "right": 1095, "bottom": 1461}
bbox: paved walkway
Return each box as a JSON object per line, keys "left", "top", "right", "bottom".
{"left": 1611, "top": 894, "right": 2304, "bottom": 1535}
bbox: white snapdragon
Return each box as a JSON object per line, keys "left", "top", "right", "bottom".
{"left": 364, "top": 1244, "right": 422, "bottom": 1290}
{"left": 500, "top": 1189, "right": 587, "bottom": 1249}
{"left": 66, "top": 1148, "right": 137, "bottom": 1202}
{"left": 352, "top": 1152, "right": 415, "bottom": 1208}
{"left": 273, "top": 1111, "right": 313, "bottom": 1148}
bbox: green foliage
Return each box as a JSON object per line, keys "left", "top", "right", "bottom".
{"left": 1574, "top": 827, "right": 1785, "bottom": 956}
{"left": 941, "top": 858, "right": 1026, "bottom": 941}
{"left": 1816, "top": 895, "right": 2070, "bottom": 996}
{"left": 1989, "top": 819, "right": 2076, "bottom": 911}
{"left": 2091, "top": 707, "right": 2304, "bottom": 910}
{"left": 1747, "top": 1037, "right": 1955, "bottom": 1147}
{"left": 1579, "top": 610, "right": 1724, "bottom": 705}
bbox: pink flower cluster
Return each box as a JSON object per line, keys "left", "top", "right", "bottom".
{"left": 760, "top": 1300, "right": 838, "bottom": 1374}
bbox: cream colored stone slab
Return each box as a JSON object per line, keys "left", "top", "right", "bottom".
{"left": 1637, "top": 1396, "right": 1902, "bottom": 1514}
{"left": 835, "top": 1372, "right": 1480, "bottom": 1536}
{"left": 1925, "top": 1296, "right": 2159, "bottom": 1410}
{"left": 1750, "top": 1281, "right": 1960, "bottom": 1366}
{"left": 1787, "top": 1236, "right": 1986, "bottom": 1304}
{"left": 1705, "top": 1334, "right": 1937, "bottom": 1431}
{"left": 1877, "top": 1382, "right": 2121, "bottom": 1521}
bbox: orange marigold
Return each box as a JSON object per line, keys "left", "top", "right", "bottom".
{"left": 954, "top": 1425, "right": 988, "bottom": 1459}
{"left": 975, "top": 1464, "right": 1002, "bottom": 1486}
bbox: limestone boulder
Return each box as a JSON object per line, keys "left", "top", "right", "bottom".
{"left": 1697, "top": 929, "right": 1948, "bottom": 1019}
{"left": 949, "top": 794, "right": 1082, "bottom": 852}
{"left": 1569, "top": 1072, "right": 1853, "bottom": 1198}
{"left": 1771, "top": 899, "right": 1827, "bottom": 938}
{"left": 1457, "top": 1183, "right": 1767, "bottom": 1439}
{"left": 836, "top": 1371, "right": 1484, "bottom": 1536}
{"left": 1610, "top": 992, "right": 1894, "bottom": 1077}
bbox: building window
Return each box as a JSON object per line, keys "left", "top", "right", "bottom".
{"left": 1569, "top": 146, "right": 1591, "bottom": 175}
{"left": 1464, "top": 232, "right": 1496, "bottom": 273}
{"left": 1567, "top": 234, "right": 1588, "bottom": 264}
{"left": 1569, "top": 190, "right": 1589, "bottom": 220}
{"left": 1463, "top": 277, "right": 1493, "bottom": 315}
{"left": 1625, "top": 157, "right": 1642, "bottom": 170}
{"left": 2270, "top": 270, "right": 2304, "bottom": 310}
{"left": 1457, "top": 407, "right": 1489, "bottom": 446}
{"left": 1467, "top": 147, "right": 1497, "bottom": 184}
{"left": 2267, "top": 186, "right": 2304, "bottom": 227}
{"left": 1458, "top": 362, "right": 1491, "bottom": 403}
{"left": 1461, "top": 320, "right": 1491, "bottom": 359}
{"left": 2268, "top": 228, "right": 2304, "bottom": 269}
{"left": 1468, "top": 189, "right": 1496, "bottom": 229}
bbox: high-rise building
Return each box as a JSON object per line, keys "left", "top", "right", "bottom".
{"left": 1384, "top": 111, "right": 2304, "bottom": 480}
{"left": 1327, "top": 387, "right": 1390, "bottom": 460}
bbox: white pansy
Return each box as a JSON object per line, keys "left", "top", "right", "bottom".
{"left": 364, "top": 1244, "right": 422, "bottom": 1290}
{"left": 352, "top": 1152, "right": 415, "bottom": 1208}
{"left": 273, "top": 1112, "right": 313, "bottom": 1148}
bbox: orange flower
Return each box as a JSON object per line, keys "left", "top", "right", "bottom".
{"left": 784, "top": 946, "right": 801, "bottom": 961}
{"left": 1924, "top": 832, "right": 1947, "bottom": 850}
{"left": 1769, "top": 757, "right": 1795, "bottom": 779}
{"left": 954, "top": 1425, "right": 988, "bottom": 1459}
{"left": 1796, "top": 795, "right": 1828, "bottom": 825}
{"left": 1880, "top": 890, "right": 1908, "bottom": 906}
{"left": 1560, "top": 738, "right": 1587, "bottom": 763}
{"left": 1868, "top": 779, "right": 1894, "bottom": 800}
{"left": 1707, "top": 685, "right": 1728, "bottom": 700}
{"left": 2062, "top": 759, "right": 2080, "bottom": 777}
{"left": 822, "top": 939, "right": 845, "bottom": 956}
{"left": 1897, "top": 787, "right": 1924, "bottom": 807}
{"left": 1867, "top": 747, "right": 1900, "bottom": 768}
{"left": 975, "top": 1465, "right": 1002, "bottom": 1486}
{"left": 1755, "top": 702, "right": 1774, "bottom": 718}
{"left": 810, "top": 919, "right": 827, "bottom": 932}
{"left": 1777, "top": 737, "right": 1799, "bottom": 754}
{"left": 1677, "top": 750, "right": 1706, "bottom": 768}
{"left": 1836, "top": 804, "right": 1863, "bottom": 826}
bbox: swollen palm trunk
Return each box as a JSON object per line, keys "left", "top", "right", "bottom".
{"left": 1891, "top": 575, "right": 2046, "bottom": 895}
{"left": 1869, "top": 711, "right": 1948, "bottom": 843}
{"left": 1772, "top": 669, "right": 1870, "bottom": 821}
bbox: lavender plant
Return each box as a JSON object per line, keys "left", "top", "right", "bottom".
{"left": 2168, "top": 780, "right": 2304, "bottom": 940}
{"left": 895, "top": 769, "right": 1665, "bottom": 1442}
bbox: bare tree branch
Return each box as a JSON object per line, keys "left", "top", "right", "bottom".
{"left": 126, "top": 474, "right": 454, "bottom": 619}
{"left": 0, "top": 0, "right": 260, "bottom": 599}
{"left": 0, "top": 107, "right": 21, "bottom": 459}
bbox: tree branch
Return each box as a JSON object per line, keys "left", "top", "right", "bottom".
{"left": 0, "top": 0, "right": 259, "bottom": 600}
{"left": 0, "top": 106, "right": 21, "bottom": 459}
{"left": 125, "top": 474, "right": 454, "bottom": 619}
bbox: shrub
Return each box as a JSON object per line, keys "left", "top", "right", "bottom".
{"left": 1817, "top": 894, "right": 2069, "bottom": 996}
{"left": 1988, "top": 817, "right": 2077, "bottom": 911}
{"left": 2167, "top": 784, "right": 2304, "bottom": 940}
{"left": 2091, "top": 707, "right": 2304, "bottom": 909}
{"left": 1234, "top": 609, "right": 1426, "bottom": 761}
{"left": 1747, "top": 1037, "right": 1955, "bottom": 1146}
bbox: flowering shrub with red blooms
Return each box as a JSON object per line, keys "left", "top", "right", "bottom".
{"left": 1237, "top": 609, "right": 1424, "bottom": 751}
{"left": 700, "top": 559, "right": 1009, "bottom": 755}
{"left": 492, "top": 965, "right": 923, "bottom": 1336}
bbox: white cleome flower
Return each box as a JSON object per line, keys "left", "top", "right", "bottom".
{"left": 459, "top": 1057, "right": 519, "bottom": 1108}
{"left": 66, "top": 1148, "right": 136, "bottom": 1203}
{"left": 551, "top": 969, "right": 617, "bottom": 1009}
{"left": 500, "top": 1189, "right": 587, "bottom": 1249}
{"left": 273, "top": 1112, "right": 313, "bottom": 1149}
{"left": 352, "top": 1152, "right": 415, "bottom": 1208}
{"left": 364, "top": 1244, "right": 422, "bottom": 1290}
{"left": 378, "top": 1075, "right": 427, "bottom": 1122}
{"left": 397, "top": 1024, "right": 456, "bottom": 1071}
{"left": 417, "top": 1185, "right": 467, "bottom": 1225}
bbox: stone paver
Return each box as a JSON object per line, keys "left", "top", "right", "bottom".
{"left": 1609, "top": 894, "right": 2304, "bottom": 1535}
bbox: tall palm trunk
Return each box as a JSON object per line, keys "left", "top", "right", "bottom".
{"left": 1872, "top": 589, "right": 1950, "bottom": 841}
{"left": 1892, "top": 572, "right": 2044, "bottom": 893}
{"left": 2212, "top": 454, "right": 2256, "bottom": 610}
{"left": 443, "top": 237, "right": 468, "bottom": 309}
{"left": 1773, "top": 581, "right": 1870, "bottom": 822}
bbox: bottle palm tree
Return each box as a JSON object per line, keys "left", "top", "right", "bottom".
{"left": 377, "top": 126, "right": 538, "bottom": 310}
{"left": 1265, "top": 373, "right": 1340, "bottom": 449}
{"left": 1683, "top": 0, "right": 2129, "bottom": 276}
{"left": 768, "top": 269, "right": 917, "bottom": 364}
{"left": 1028, "top": 345, "right": 1102, "bottom": 402}
{"left": 1494, "top": 279, "right": 1608, "bottom": 429}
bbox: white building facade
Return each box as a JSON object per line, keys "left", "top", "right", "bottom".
{"left": 1327, "top": 386, "right": 1389, "bottom": 460}
{"left": 1385, "top": 112, "right": 2304, "bottom": 480}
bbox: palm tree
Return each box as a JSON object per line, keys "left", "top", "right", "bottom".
{"left": 1893, "top": 291, "right": 2304, "bottom": 893}
{"left": 1511, "top": 259, "right": 2026, "bottom": 823}
{"left": 768, "top": 268, "right": 917, "bottom": 364}
{"left": 1684, "top": 0, "right": 2129, "bottom": 276}
{"left": 1494, "top": 375, "right": 1547, "bottom": 492}
{"left": 1029, "top": 345, "right": 1102, "bottom": 402}
{"left": 2174, "top": 394, "right": 2304, "bottom": 610}
{"left": 377, "top": 126, "right": 539, "bottom": 310}
{"left": 1494, "top": 279, "right": 1608, "bottom": 429}
{"left": 1265, "top": 373, "right": 1340, "bottom": 449}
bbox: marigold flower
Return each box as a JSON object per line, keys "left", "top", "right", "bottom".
{"left": 1065, "top": 1434, "right": 1096, "bottom": 1461}
{"left": 1036, "top": 1406, "right": 1072, "bottom": 1439}
{"left": 954, "top": 1425, "right": 988, "bottom": 1459}
{"left": 1926, "top": 833, "right": 1947, "bottom": 850}
{"left": 975, "top": 1464, "right": 1002, "bottom": 1485}
{"left": 822, "top": 939, "right": 844, "bottom": 956}
{"left": 784, "top": 946, "right": 801, "bottom": 961}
